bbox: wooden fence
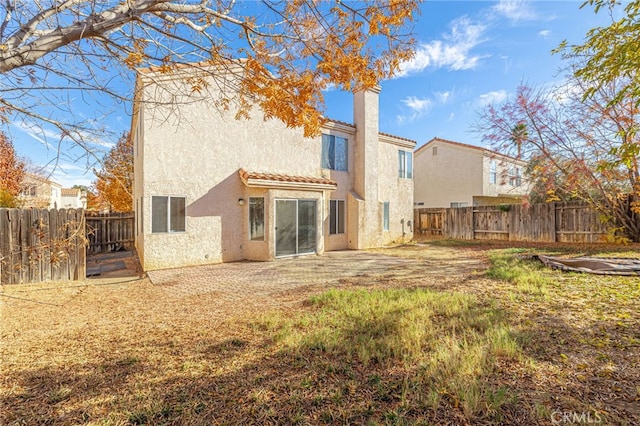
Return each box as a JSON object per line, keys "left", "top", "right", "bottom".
{"left": 86, "top": 211, "right": 135, "bottom": 255}
{"left": 414, "top": 201, "right": 613, "bottom": 243}
{"left": 1, "top": 209, "right": 135, "bottom": 284}
{"left": 0, "top": 208, "right": 86, "bottom": 284}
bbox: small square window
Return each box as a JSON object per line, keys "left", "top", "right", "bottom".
{"left": 152, "top": 196, "right": 186, "bottom": 233}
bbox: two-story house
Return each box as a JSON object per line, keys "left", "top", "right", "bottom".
{"left": 414, "top": 137, "right": 529, "bottom": 208}
{"left": 131, "top": 64, "right": 415, "bottom": 271}
{"left": 18, "top": 173, "right": 62, "bottom": 209}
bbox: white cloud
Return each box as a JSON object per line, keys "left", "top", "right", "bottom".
{"left": 538, "top": 29, "right": 551, "bottom": 38}
{"left": 492, "top": 0, "right": 537, "bottom": 22}
{"left": 435, "top": 91, "right": 453, "bottom": 104}
{"left": 11, "top": 122, "right": 56, "bottom": 149}
{"left": 396, "top": 96, "right": 433, "bottom": 125}
{"left": 402, "top": 96, "right": 433, "bottom": 113}
{"left": 476, "top": 90, "right": 508, "bottom": 107}
{"left": 549, "top": 79, "right": 582, "bottom": 105}
{"left": 448, "top": 112, "right": 455, "bottom": 122}
{"left": 397, "top": 16, "right": 487, "bottom": 77}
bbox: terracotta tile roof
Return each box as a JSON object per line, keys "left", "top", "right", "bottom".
{"left": 378, "top": 131, "right": 416, "bottom": 145}
{"left": 137, "top": 60, "right": 242, "bottom": 75}
{"left": 61, "top": 188, "right": 80, "bottom": 196}
{"left": 239, "top": 169, "right": 337, "bottom": 189}
{"left": 324, "top": 118, "right": 356, "bottom": 129}
{"left": 324, "top": 117, "right": 416, "bottom": 145}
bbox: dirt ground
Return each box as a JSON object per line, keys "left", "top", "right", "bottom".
{"left": 1, "top": 241, "right": 638, "bottom": 425}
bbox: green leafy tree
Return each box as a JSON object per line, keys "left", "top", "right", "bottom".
{"left": 557, "top": 0, "right": 640, "bottom": 106}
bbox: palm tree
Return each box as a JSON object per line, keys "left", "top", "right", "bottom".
{"left": 510, "top": 122, "right": 528, "bottom": 159}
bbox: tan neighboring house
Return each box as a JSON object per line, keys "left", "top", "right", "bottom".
{"left": 414, "top": 137, "right": 529, "bottom": 208}
{"left": 60, "top": 188, "right": 87, "bottom": 209}
{"left": 131, "top": 65, "right": 415, "bottom": 271}
{"left": 18, "top": 174, "right": 62, "bottom": 209}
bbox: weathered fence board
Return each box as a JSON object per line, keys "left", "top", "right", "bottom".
{"left": 414, "top": 208, "right": 445, "bottom": 236}
{"left": 444, "top": 206, "right": 474, "bottom": 240}
{"left": 415, "top": 201, "right": 625, "bottom": 243}
{"left": 473, "top": 206, "right": 509, "bottom": 240}
{"left": 0, "top": 208, "right": 86, "bottom": 284}
{"left": 85, "top": 212, "right": 135, "bottom": 255}
{"left": 555, "top": 202, "right": 608, "bottom": 243}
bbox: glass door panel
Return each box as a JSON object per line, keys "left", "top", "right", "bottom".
{"left": 297, "top": 200, "right": 316, "bottom": 254}
{"left": 275, "top": 199, "right": 317, "bottom": 257}
{"left": 275, "top": 200, "right": 297, "bottom": 256}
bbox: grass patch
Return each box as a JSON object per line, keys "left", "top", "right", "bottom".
{"left": 422, "top": 238, "right": 485, "bottom": 247}
{"left": 260, "top": 287, "right": 521, "bottom": 420}
{"left": 485, "top": 250, "right": 555, "bottom": 296}
{"left": 3, "top": 242, "right": 639, "bottom": 425}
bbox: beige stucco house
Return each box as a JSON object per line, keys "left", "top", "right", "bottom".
{"left": 131, "top": 65, "right": 415, "bottom": 271}
{"left": 18, "top": 173, "right": 62, "bottom": 209}
{"left": 60, "top": 188, "right": 87, "bottom": 209}
{"left": 414, "top": 138, "right": 529, "bottom": 208}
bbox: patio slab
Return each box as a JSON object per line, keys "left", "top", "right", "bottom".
{"left": 146, "top": 250, "right": 416, "bottom": 299}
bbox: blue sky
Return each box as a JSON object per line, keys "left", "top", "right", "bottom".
{"left": 9, "top": 0, "right": 614, "bottom": 188}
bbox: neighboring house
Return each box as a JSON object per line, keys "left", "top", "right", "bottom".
{"left": 131, "top": 65, "right": 415, "bottom": 271}
{"left": 18, "top": 174, "right": 62, "bottom": 209}
{"left": 61, "top": 188, "right": 87, "bottom": 209}
{"left": 414, "top": 137, "right": 529, "bottom": 208}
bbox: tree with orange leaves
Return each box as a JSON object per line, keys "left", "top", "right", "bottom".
{"left": 1, "top": 0, "right": 419, "bottom": 153}
{"left": 0, "top": 132, "right": 26, "bottom": 207}
{"left": 94, "top": 132, "right": 133, "bottom": 212}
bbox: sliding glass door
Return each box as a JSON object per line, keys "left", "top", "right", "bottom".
{"left": 275, "top": 199, "right": 316, "bottom": 257}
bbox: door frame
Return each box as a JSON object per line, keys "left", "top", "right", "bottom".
{"left": 274, "top": 198, "right": 317, "bottom": 258}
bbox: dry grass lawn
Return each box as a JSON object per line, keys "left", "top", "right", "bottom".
{"left": 1, "top": 240, "right": 639, "bottom": 425}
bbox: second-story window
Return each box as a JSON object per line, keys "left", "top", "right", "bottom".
{"left": 490, "top": 160, "right": 497, "bottom": 184}
{"left": 398, "top": 150, "right": 413, "bottom": 178}
{"left": 509, "top": 166, "right": 522, "bottom": 187}
{"left": 322, "top": 134, "right": 348, "bottom": 171}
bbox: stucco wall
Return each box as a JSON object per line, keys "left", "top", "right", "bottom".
{"left": 137, "top": 76, "right": 327, "bottom": 270}
{"left": 378, "top": 142, "right": 414, "bottom": 245}
{"left": 414, "top": 141, "right": 484, "bottom": 208}
{"left": 133, "top": 71, "right": 415, "bottom": 271}
{"left": 481, "top": 154, "right": 530, "bottom": 198}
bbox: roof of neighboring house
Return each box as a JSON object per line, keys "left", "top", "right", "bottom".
{"left": 23, "top": 173, "right": 62, "bottom": 187}
{"left": 61, "top": 188, "right": 81, "bottom": 197}
{"left": 239, "top": 169, "right": 337, "bottom": 190}
{"left": 415, "top": 137, "right": 526, "bottom": 164}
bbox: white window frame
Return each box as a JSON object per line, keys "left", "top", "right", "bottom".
{"left": 398, "top": 150, "right": 413, "bottom": 179}
{"left": 490, "top": 160, "right": 497, "bottom": 184}
{"left": 329, "top": 199, "right": 346, "bottom": 235}
{"left": 509, "top": 166, "right": 522, "bottom": 187}
{"left": 151, "top": 195, "right": 186, "bottom": 233}
{"left": 450, "top": 202, "right": 469, "bottom": 208}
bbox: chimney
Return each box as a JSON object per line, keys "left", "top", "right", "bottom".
{"left": 353, "top": 86, "right": 380, "bottom": 201}
{"left": 351, "top": 86, "right": 381, "bottom": 249}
